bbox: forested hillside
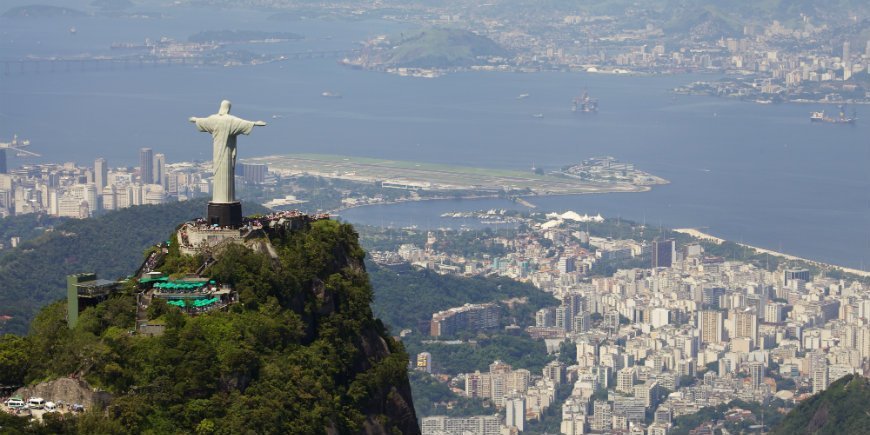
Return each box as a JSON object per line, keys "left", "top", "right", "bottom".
{"left": 0, "top": 200, "right": 266, "bottom": 335}
{"left": 368, "top": 262, "right": 557, "bottom": 333}
{"left": 0, "top": 219, "right": 419, "bottom": 434}
{"left": 771, "top": 375, "right": 870, "bottom": 435}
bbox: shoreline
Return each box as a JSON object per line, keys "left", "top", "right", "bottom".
{"left": 324, "top": 186, "right": 652, "bottom": 216}
{"left": 673, "top": 228, "right": 870, "bottom": 279}
{"left": 328, "top": 196, "right": 869, "bottom": 278}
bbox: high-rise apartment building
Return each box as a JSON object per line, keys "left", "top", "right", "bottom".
{"left": 812, "top": 363, "right": 829, "bottom": 393}
{"left": 573, "top": 312, "right": 589, "bottom": 333}
{"left": 240, "top": 162, "right": 268, "bottom": 184}
{"left": 464, "top": 371, "right": 492, "bottom": 398}
{"left": 430, "top": 303, "right": 500, "bottom": 336}
{"left": 153, "top": 153, "right": 166, "bottom": 187}
{"left": 139, "top": 148, "right": 154, "bottom": 184}
{"left": 592, "top": 400, "right": 612, "bottom": 432}
{"left": 416, "top": 352, "right": 432, "bottom": 373}
{"left": 505, "top": 395, "right": 526, "bottom": 431}
{"left": 616, "top": 367, "right": 635, "bottom": 393}
{"left": 555, "top": 306, "right": 569, "bottom": 332}
{"left": 731, "top": 308, "right": 758, "bottom": 343}
{"left": 784, "top": 269, "right": 810, "bottom": 286}
{"left": 101, "top": 186, "right": 116, "bottom": 211}
{"left": 749, "top": 361, "right": 765, "bottom": 389}
{"left": 699, "top": 310, "right": 724, "bottom": 344}
{"left": 536, "top": 307, "right": 555, "bottom": 327}
{"left": 543, "top": 360, "right": 566, "bottom": 386}
{"left": 421, "top": 415, "right": 501, "bottom": 435}
{"left": 94, "top": 158, "right": 107, "bottom": 191}
{"left": 652, "top": 239, "right": 675, "bottom": 268}
{"left": 703, "top": 286, "right": 726, "bottom": 309}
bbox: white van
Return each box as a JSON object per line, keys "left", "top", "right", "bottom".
{"left": 5, "top": 397, "right": 25, "bottom": 409}
{"left": 44, "top": 401, "right": 57, "bottom": 412}
{"left": 27, "top": 397, "right": 45, "bottom": 409}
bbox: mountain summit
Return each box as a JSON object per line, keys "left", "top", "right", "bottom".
{"left": 0, "top": 214, "right": 419, "bottom": 434}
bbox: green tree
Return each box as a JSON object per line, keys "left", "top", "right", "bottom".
{"left": 0, "top": 334, "right": 28, "bottom": 385}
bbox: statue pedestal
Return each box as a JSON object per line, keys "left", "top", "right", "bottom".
{"left": 208, "top": 202, "right": 242, "bottom": 228}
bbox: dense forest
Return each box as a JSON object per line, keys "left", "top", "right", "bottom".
{"left": 367, "top": 262, "right": 557, "bottom": 333}
{"left": 0, "top": 213, "right": 66, "bottom": 247}
{"left": 0, "top": 219, "right": 418, "bottom": 434}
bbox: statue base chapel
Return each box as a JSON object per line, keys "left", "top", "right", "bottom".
{"left": 207, "top": 202, "right": 243, "bottom": 228}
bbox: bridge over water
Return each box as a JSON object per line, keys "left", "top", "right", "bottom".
{"left": 1, "top": 49, "right": 358, "bottom": 75}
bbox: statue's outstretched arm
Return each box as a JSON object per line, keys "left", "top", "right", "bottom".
{"left": 254, "top": 120, "right": 267, "bottom": 126}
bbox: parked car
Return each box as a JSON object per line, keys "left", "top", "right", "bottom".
{"left": 27, "top": 397, "right": 45, "bottom": 410}
{"left": 4, "top": 397, "right": 25, "bottom": 409}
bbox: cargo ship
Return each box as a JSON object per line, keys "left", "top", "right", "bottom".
{"left": 810, "top": 105, "right": 856, "bottom": 124}
{"left": 572, "top": 91, "right": 598, "bottom": 113}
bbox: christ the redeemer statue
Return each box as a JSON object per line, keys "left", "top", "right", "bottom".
{"left": 189, "top": 100, "right": 265, "bottom": 227}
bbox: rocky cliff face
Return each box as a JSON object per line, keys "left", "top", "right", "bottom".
{"left": 335, "top": 325, "right": 419, "bottom": 435}
{"left": 14, "top": 378, "right": 112, "bottom": 409}
{"left": 292, "top": 227, "right": 419, "bottom": 434}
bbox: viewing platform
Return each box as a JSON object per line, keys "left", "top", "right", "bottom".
{"left": 177, "top": 210, "right": 330, "bottom": 255}
{"left": 67, "top": 273, "right": 120, "bottom": 328}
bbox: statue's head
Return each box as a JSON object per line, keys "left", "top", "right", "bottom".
{"left": 219, "top": 100, "right": 232, "bottom": 115}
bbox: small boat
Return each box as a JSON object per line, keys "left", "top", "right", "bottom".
{"left": 517, "top": 93, "right": 530, "bottom": 100}
{"left": 810, "top": 105, "right": 856, "bottom": 124}
{"left": 532, "top": 113, "right": 544, "bottom": 119}
{"left": 572, "top": 90, "right": 598, "bottom": 113}
{"left": 321, "top": 91, "right": 342, "bottom": 98}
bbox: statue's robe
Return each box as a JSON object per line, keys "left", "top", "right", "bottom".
{"left": 194, "top": 114, "right": 255, "bottom": 204}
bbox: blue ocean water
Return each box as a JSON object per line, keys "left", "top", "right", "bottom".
{"left": 0, "top": 7, "right": 868, "bottom": 269}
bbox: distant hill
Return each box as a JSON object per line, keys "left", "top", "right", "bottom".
{"left": 662, "top": 0, "right": 869, "bottom": 24}
{"left": 376, "top": 28, "right": 510, "bottom": 68}
{"left": 3, "top": 5, "right": 87, "bottom": 18}
{"left": 664, "top": 5, "right": 742, "bottom": 39}
{"left": 90, "top": 0, "right": 133, "bottom": 11}
{"left": 538, "top": 0, "right": 869, "bottom": 28}
{"left": 771, "top": 375, "right": 870, "bottom": 435}
{"left": 0, "top": 199, "right": 267, "bottom": 335}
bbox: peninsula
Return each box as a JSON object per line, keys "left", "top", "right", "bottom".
{"left": 243, "top": 154, "right": 666, "bottom": 197}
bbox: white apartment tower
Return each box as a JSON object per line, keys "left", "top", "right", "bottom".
{"left": 505, "top": 395, "right": 526, "bottom": 431}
